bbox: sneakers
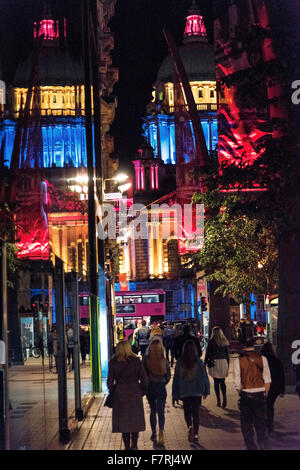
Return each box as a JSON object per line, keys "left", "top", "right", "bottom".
{"left": 188, "top": 426, "right": 194, "bottom": 443}
{"left": 158, "top": 430, "right": 165, "bottom": 447}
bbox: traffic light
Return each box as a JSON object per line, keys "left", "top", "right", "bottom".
{"left": 200, "top": 296, "right": 207, "bottom": 312}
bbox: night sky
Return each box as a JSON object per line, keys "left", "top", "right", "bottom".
{"left": 0, "top": 0, "right": 214, "bottom": 172}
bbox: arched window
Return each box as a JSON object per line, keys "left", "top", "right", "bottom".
{"left": 198, "top": 88, "right": 204, "bottom": 99}
{"left": 210, "top": 89, "right": 215, "bottom": 99}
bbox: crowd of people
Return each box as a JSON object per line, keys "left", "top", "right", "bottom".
{"left": 107, "top": 318, "right": 290, "bottom": 451}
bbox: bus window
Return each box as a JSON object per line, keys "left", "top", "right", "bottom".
{"left": 116, "top": 296, "right": 122, "bottom": 304}
{"left": 142, "top": 294, "right": 159, "bottom": 303}
{"left": 123, "top": 318, "right": 142, "bottom": 330}
{"left": 79, "top": 296, "right": 89, "bottom": 306}
{"left": 123, "top": 296, "right": 142, "bottom": 304}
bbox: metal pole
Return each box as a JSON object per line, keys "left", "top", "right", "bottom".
{"left": 70, "top": 272, "right": 83, "bottom": 421}
{"left": 0, "top": 241, "right": 9, "bottom": 450}
{"left": 82, "top": 0, "right": 101, "bottom": 393}
{"left": 54, "top": 256, "right": 70, "bottom": 444}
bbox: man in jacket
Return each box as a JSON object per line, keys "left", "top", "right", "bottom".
{"left": 136, "top": 320, "right": 150, "bottom": 357}
{"left": 173, "top": 324, "right": 202, "bottom": 361}
{"left": 163, "top": 321, "right": 175, "bottom": 367}
{"left": 233, "top": 337, "right": 271, "bottom": 450}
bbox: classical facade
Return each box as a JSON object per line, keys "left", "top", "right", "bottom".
{"left": 116, "top": 2, "right": 216, "bottom": 321}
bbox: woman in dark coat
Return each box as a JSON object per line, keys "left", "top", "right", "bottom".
{"left": 261, "top": 342, "right": 285, "bottom": 434}
{"left": 107, "top": 340, "right": 148, "bottom": 450}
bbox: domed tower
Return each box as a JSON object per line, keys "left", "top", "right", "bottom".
{"left": 143, "top": 0, "right": 218, "bottom": 165}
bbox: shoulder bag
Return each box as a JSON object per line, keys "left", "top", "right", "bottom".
{"left": 104, "top": 363, "right": 127, "bottom": 408}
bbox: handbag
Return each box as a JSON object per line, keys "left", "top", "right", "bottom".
{"left": 104, "top": 364, "right": 126, "bottom": 408}
{"left": 206, "top": 356, "right": 216, "bottom": 368}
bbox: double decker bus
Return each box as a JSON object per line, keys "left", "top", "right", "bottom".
{"left": 115, "top": 289, "right": 166, "bottom": 340}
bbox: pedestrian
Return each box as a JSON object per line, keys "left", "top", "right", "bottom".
{"left": 233, "top": 336, "right": 271, "bottom": 450}
{"left": 135, "top": 319, "right": 150, "bottom": 357}
{"left": 205, "top": 326, "right": 230, "bottom": 408}
{"left": 150, "top": 322, "right": 163, "bottom": 342}
{"left": 239, "top": 316, "right": 257, "bottom": 343}
{"left": 143, "top": 339, "right": 171, "bottom": 447}
{"left": 173, "top": 323, "right": 202, "bottom": 361}
{"left": 79, "top": 327, "right": 87, "bottom": 364}
{"left": 261, "top": 342, "right": 285, "bottom": 435}
{"left": 172, "top": 340, "right": 210, "bottom": 448}
{"left": 66, "top": 324, "right": 74, "bottom": 371}
{"left": 107, "top": 340, "right": 148, "bottom": 450}
{"left": 47, "top": 329, "right": 54, "bottom": 368}
{"left": 116, "top": 321, "right": 125, "bottom": 342}
{"left": 52, "top": 328, "right": 58, "bottom": 373}
{"left": 163, "top": 321, "right": 175, "bottom": 367}
{"left": 131, "top": 321, "right": 142, "bottom": 354}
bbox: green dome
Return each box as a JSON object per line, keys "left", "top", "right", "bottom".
{"left": 157, "top": 40, "right": 216, "bottom": 83}
{"left": 14, "top": 47, "right": 84, "bottom": 88}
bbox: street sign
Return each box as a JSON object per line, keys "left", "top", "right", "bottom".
{"left": 103, "top": 192, "right": 123, "bottom": 201}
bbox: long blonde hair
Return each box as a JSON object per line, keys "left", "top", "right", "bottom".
{"left": 114, "top": 340, "right": 137, "bottom": 362}
{"left": 210, "top": 326, "right": 229, "bottom": 347}
{"left": 144, "top": 339, "right": 167, "bottom": 376}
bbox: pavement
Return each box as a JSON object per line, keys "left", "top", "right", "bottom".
{"left": 62, "top": 356, "right": 300, "bottom": 452}
{"left": 6, "top": 354, "right": 300, "bottom": 451}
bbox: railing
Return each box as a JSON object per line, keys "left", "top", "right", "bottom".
{"left": 169, "top": 103, "right": 217, "bottom": 113}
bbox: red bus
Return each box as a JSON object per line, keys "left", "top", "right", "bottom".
{"left": 115, "top": 289, "right": 166, "bottom": 340}
{"left": 79, "top": 292, "right": 89, "bottom": 325}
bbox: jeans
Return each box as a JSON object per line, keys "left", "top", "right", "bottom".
{"left": 240, "top": 391, "right": 268, "bottom": 450}
{"left": 139, "top": 345, "right": 148, "bottom": 357}
{"left": 182, "top": 396, "right": 202, "bottom": 435}
{"left": 147, "top": 382, "right": 167, "bottom": 434}
{"left": 165, "top": 346, "right": 174, "bottom": 366}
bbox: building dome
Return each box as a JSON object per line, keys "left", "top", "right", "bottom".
{"left": 157, "top": 41, "right": 215, "bottom": 83}
{"left": 14, "top": 48, "right": 84, "bottom": 88}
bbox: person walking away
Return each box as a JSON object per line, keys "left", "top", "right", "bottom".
{"left": 79, "top": 327, "right": 87, "bottom": 364}
{"left": 52, "top": 328, "right": 58, "bottom": 373}
{"left": 143, "top": 339, "right": 170, "bottom": 447}
{"left": 173, "top": 323, "right": 202, "bottom": 361}
{"left": 117, "top": 321, "right": 125, "bottom": 342}
{"left": 107, "top": 340, "right": 148, "bottom": 450}
{"left": 233, "top": 337, "right": 271, "bottom": 450}
{"left": 66, "top": 325, "right": 74, "bottom": 371}
{"left": 261, "top": 342, "right": 285, "bottom": 435}
{"left": 172, "top": 340, "right": 210, "bottom": 448}
{"left": 163, "top": 321, "right": 175, "bottom": 367}
{"left": 150, "top": 322, "right": 163, "bottom": 342}
{"left": 47, "top": 329, "right": 54, "bottom": 368}
{"left": 205, "top": 326, "right": 230, "bottom": 408}
{"left": 136, "top": 319, "right": 150, "bottom": 357}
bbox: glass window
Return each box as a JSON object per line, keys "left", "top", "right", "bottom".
{"left": 210, "top": 89, "right": 215, "bottom": 99}
{"left": 198, "top": 88, "right": 203, "bottom": 99}
{"left": 53, "top": 95, "right": 57, "bottom": 103}
{"left": 123, "top": 296, "right": 142, "bottom": 304}
{"left": 142, "top": 294, "right": 159, "bottom": 303}
{"left": 115, "top": 296, "right": 122, "bottom": 304}
{"left": 123, "top": 317, "right": 142, "bottom": 330}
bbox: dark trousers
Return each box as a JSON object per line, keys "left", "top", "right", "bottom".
{"left": 266, "top": 389, "right": 280, "bottom": 433}
{"left": 213, "top": 378, "right": 227, "bottom": 402}
{"left": 147, "top": 382, "right": 167, "bottom": 433}
{"left": 122, "top": 432, "right": 139, "bottom": 450}
{"left": 67, "top": 347, "right": 74, "bottom": 369}
{"left": 139, "top": 345, "right": 148, "bottom": 357}
{"left": 182, "top": 396, "right": 202, "bottom": 435}
{"left": 240, "top": 391, "right": 268, "bottom": 450}
{"left": 165, "top": 346, "right": 174, "bottom": 366}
